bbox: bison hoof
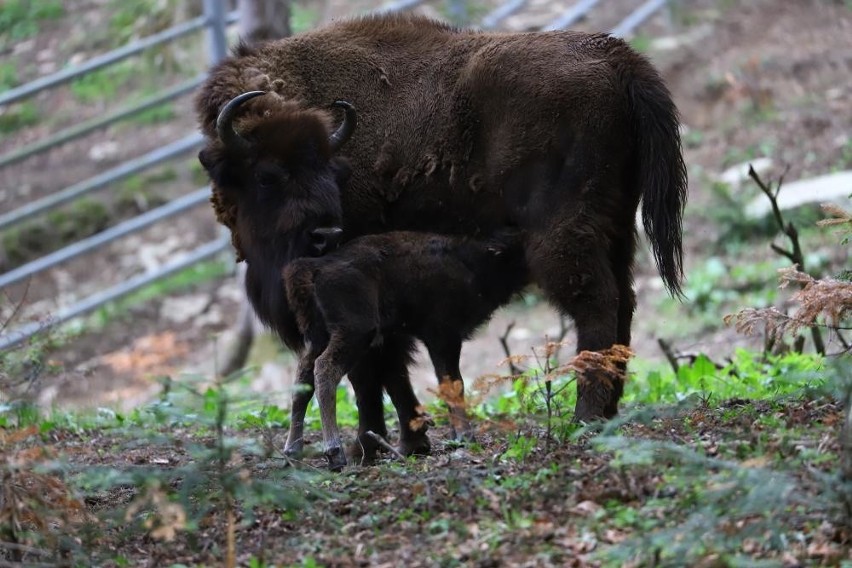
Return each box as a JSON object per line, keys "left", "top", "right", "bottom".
{"left": 450, "top": 427, "right": 477, "bottom": 444}
{"left": 325, "top": 446, "right": 347, "bottom": 471}
{"left": 573, "top": 398, "right": 617, "bottom": 423}
{"left": 349, "top": 434, "right": 382, "bottom": 464}
{"left": 399, "top": 433, "right": 431, "bottom": 457}
{"left": 283, "top": 442, "right": 303, "bottom": 459}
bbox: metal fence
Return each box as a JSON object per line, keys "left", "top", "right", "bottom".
{"left": 0, "top": 0, "right": 671, "bottom": 351}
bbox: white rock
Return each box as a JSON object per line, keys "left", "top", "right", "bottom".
{"left": 160, "top": 294, "right": 209, "bottom": 325}
{"left": 746, "top": 170, "right": 852, "bottom": 218}
{"left": 718, "top": 157, "right": 774, "bottom": 189}
{"left": 136, "top": 235, "right": 181, "bottom": 272}
{"left": 88, "top": 141, "right": 119, "bottom": 163}
{"left": 13, "top": 40, "right": 35, "bottom": 55}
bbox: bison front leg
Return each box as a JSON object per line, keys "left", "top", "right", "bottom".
{"left": 425, "top": 338, "right": 476, "bottom": 443}
{"left": 283, "top": 343, "right": 322, "bottom": 458}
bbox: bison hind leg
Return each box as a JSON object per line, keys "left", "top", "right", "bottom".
{"left": 527, "top": 226, "right": 624, "bottom": 422}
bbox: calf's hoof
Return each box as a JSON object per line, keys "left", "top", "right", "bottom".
{"left": 399, "top": 432, "right": 431, "bottom": 457}
{"left": 325, "top": 446, "right": 347, "bottom": 471}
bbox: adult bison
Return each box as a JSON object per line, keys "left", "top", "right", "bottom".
{"left": 195, "top": 13, "right": 687, "bottom": 425}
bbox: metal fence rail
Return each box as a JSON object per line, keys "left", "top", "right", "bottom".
{"left": 0, "top": 0, "right": 673, "bottom": 350}
{"left": 0, "top": 134, "right": 204, "bottom": 231}
{"left": 0, "top": 75, "right": 205, "bottom": 169}
{"left": 480, "top": 0, "right": 527, "bottom": 30}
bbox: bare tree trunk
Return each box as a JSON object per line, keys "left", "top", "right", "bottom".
{"left": 219, "top": 263, "right": 257, "bottom": 378}
{"left": 238, "top": 0, "right": 291, "bottom": 43}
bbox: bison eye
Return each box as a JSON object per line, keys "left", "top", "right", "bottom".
{"left": 256, "top": 169, "right": 289, "bottom": 189}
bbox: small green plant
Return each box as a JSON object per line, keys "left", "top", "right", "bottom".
{"left": 0, "top": 101, "right": 38, "bottom": 134}
{"left": 0, "top": 0, "right": 63, "bottom": 44}
{"left": 76, "top": 372, "right": 320, "bottom": 567}
{"left": 70, "top": 62, "right": 136, "bottom": 103}
{"left": 0, "top": 60, "right": 18, "bottom": 90}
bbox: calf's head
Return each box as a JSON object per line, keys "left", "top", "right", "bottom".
{"left": 198, "top": 91, "right": 355, "bottom": 263}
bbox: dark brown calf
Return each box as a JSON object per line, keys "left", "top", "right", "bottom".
{"left": 283, "top": 230, "right": 528, "bottom": 470}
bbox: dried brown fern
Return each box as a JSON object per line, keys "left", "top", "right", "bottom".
{"left": 725, "top": 268, "right": 852, "bottom": 353}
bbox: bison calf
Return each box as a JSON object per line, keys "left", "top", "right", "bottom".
{"left": 283, "top": 230, "right": 528, "bottom": 470}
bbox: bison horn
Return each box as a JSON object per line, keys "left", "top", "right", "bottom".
{"left": 216, "top": 91, "right": 266, "bottom": 153}
{"left": 328, "top": 100, "right": 357, "bottom": 152}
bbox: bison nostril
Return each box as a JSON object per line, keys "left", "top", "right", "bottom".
{"left": 311, "top": 226, "right": 343, "bottom": 254}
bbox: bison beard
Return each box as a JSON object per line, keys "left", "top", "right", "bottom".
{"left": 195, "top": 13, "right": 687, "bottom": 428}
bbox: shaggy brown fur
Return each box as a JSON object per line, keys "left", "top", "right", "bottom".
{"left": 195, "top": 13, "right": 688, "bottom": 422}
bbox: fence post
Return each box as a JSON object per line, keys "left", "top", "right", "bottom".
{"left": 447, "top": 0, "right": 468, "bottom": 25}
{"left": 204, "top": 0, "right": 228, "bottom": 64}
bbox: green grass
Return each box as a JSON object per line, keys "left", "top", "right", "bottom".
{"left": 0, "top": 101, "right": 38, "bottom": 134}
{"left": 0, "top": 60, "right": 18, "bottom": 90}
{"left": 626, "top": 349, "right": 824, "bottom": 405}
{"left": 87, "top": 258, "right": 232, "bottom": 330}
{"left": 0, "top": 0, "right": 63, "bottom": 44}
{"left": 70, "top": 62, "right": 137, "bottom": 103}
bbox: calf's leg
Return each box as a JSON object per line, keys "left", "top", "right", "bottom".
{"left": 348, "top": 335, "right": 431, "bottom": 461}
{"left": 313, "top": 332, "right": 367, "bottom": 471}
{"left": 425, "top": 338, "right": 475, "bottom": 442}
{"left": 283, "top": 342, "right": 323, "bottom": 458}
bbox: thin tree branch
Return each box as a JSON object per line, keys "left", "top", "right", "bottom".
{"left": 748, "top": 165, "right": 826, "bottom": 355}
{"left": 657, "top": 338, "right": 680, "bottom": 373}
{"left": 365, "top": 431, "right": 406, "bottom": 461}
{"left": 498, "top": 321, "right": 522, "bottom": 376}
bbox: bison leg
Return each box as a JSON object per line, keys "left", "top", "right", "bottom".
{"left": 609, "top": 232, "right": 638, "bottom": 417}
{"left": 529, "top": 228, "right": 621, "bottom": 422}
{"left": 283, "top": 342, "right": 323, "bottom": 458}
{"left": 350, "top": 335, "right": 431, "bottom": 460}
{"left": 380, "top": 335, "right": 432, "bottom": 457}
{"left": 313, "top": 334, "right": 364, "bottom": 471}
{"left": 347, "top": 353, "right": 389, "bottom": 464}
{"left": 425, "top": 338, "right": 475, "bottom": 443}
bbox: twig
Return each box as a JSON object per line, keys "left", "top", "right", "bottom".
{"left": 0, "top": 280, "right": 31, "bottom": 336}
{"left": 748, "top": 165, "right": 826, "bottom": 355}
{"left": 549, "top": 314, "right": 572, "bottom": 364}
{"left": 657, "top": 338, "right": 680, "bottom": 373}
{"left": 499, "top": 321, "right": 522, "bottom": 376}
{"left": 0, "top": 542, "right": 50, "bottom": 557}
{"left": 365, "top": 430, "right": 405, "bottom": 461}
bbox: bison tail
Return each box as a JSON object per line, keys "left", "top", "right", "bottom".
{"left": 626, "top": 61, "right": 688, "bottom": 298}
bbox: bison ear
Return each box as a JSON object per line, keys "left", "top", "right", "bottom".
{"left": 331, "top": 158, "right": 352, "bottom": 187}
{"left": 198, "top": 149, "right": 214, "bottom": 171}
